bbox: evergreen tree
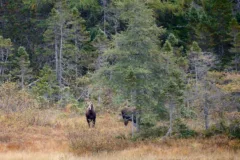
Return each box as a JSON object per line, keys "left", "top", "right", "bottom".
{"left": 229, "top": 18, "right": 240, "bottom": 71}
{"left": 188, "top": 41, "right": 202, "bottom": 91}
{"left": 96, "top": 0, "right": 184, "bottom": 129}
{"left": 201, "top": 0, "right": 233, "bottom": 66}
{"left": 32, "top": 65, "right": 58, "bottom": 104}
{"left": 0, "top": 36, "right": 12, "bottom": 82}
{"left": 63, "top": 6, "right": 93, "bottom": 96}
{"left": 12, "top": 46, "right": 32, "bottom": 89}
{"left": 43, "top": 1, "right": 70, "bottom": 97}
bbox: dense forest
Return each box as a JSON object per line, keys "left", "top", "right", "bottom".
{"left": 0, "top": 0, "right": 240, "bottom": 159}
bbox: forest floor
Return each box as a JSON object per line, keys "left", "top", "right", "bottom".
{"left": 0, "top": 109, "right": 239, "bottom": 160}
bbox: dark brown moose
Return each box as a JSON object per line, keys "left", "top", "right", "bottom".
{"left": 85, "top": 101, "right": 96, "bottom": 128}
{"left": 121, "top": 107, "right": 138, "bottom": 126}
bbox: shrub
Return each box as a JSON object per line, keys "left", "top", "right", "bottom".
{"left": 226, "top": 112, "right": 240, "bottom": 138}
{"left": 0, "top": 82, "right": 39, "bottom": 113}
{"left": 229, "top": 121, "right": 240, "bottom": 138}
{"left": 173, "top": 118, "right": 197, "bottom": 138}
{"left": 203, "top": 120, "right": 228, "bottom": 137}
{"left": 68, "top": 128, "right": 131, "bottom": 154}
{"left": 132, "top": 126, "right": 168, "bottom": 140}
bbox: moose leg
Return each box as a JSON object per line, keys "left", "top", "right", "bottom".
{"left": 124, "top": 119, "right": 129, "bottom": 126}
{"left": 93, "top": 118, "right": 96, "bottom": 127}
{"left": 87, "top": 119, "right": 91, "bottom": 128}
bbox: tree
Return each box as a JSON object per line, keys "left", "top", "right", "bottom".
{"left": 32, "top": 65, "right": 59, "bottom": 105}
{"left": 11, "top": 46, "right": 32, "bottom": 89}
{"left": 43, "top": 1, "right": 70, "bottom": 100}
{"left": 189, "top": 41, "right": 202, "bottom": 91}
{"left": 0, "top": 36, "right": 12, "bottom": 82}
{"left": 201, "top": 0, "right": 233, "bottom": 66}
{"left": 95, "top": 0, "right": 184, "bottom": 131}
{"left": 63, "top": 7, "right": 93, "bottom": 97}
{"left": 229, "top": 18, "right": 240, "bottom": 72}
{"left": 148, "top": 0, "right": 193, "bottom": 49}
{"left": 162, "top": 34, "right": 185, "bottom": 136}
{"left": 186, "top": 42, "right": 222, "bottom": 130}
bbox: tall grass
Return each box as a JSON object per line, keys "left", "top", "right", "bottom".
{"left": 0, "top": 82, "right": 38, "bottom": 113}
{"left": 0, "top": 108, "right": 240, "bottom": 160}
{"left": 67, "top": 114, "right": 135, "bottom": 154}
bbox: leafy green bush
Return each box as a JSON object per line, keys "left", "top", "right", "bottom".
{"left": 204, "top": 120, "right": 228, "bottom": 137}
{"left": 173, "top": 118, "right": 197, "bottom": 138}
{"left": 229, "top": 120, "right": 240, "bottom": 139}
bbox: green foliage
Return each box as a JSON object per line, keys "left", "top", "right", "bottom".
{"left": 229, "top": 120, "right": 240, "bottom": 139}
{"left": 32, "top": 65, "right": 59, "bottom": 103}
{"left": 201, "top": 0, "right": 233, "bottom": 66}
{"left": 132, "top": 126, "right": 168, "bottom": 140}
{"left": 140, "top": 113, "right": 158, "bottom": 128}
{"left": 173, "top": 118, "right": 197, "bottom": 138}
{"left": 96, "top": 0, "right": 168, "bottom": 109}
{"left": 163, "top": 40, "right": 173, "bottom": 53}
{"left": 167, "top": 33, "right": 178, "bottom": 46}
{"left": 11, "top": 46, "right": 32, "bottom": 88}
{"left": 204, "top": 121, "right": 229, "bottom": 137}
{"left": 1, "top": 0, "right": 240, "bottom": 141}
{"left": 190, "top": 41, "right": 201, "bottom": 53}
{"left": 0, "top": 36, "right": 13, "bottom": 82}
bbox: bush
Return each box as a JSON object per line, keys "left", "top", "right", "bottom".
{"left": 139, "top": 113, "right": 158, "bottom": 128}
{"left": 132, "top": 126, "right": 168, "bottom": 140}
{"left": 204, "top": 120, "right": 228, "bottom": 137}
{"left": 226, "top": 112, "right": 240, "bottom": 139}
{"left": 229, "top": 119, "right": 240, "bottom": 139}
{"left": 173, "top": 118, "right": 197, "bottom": 138}
{"left": 0, "top": 82, "right": 39, "bottom": 113}
{"left": 68, "top": 128, "right": 131, "bottom": 154}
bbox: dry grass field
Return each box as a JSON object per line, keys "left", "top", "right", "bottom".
{"left": 0, "top": 109, "right": 239, "bottom": 160}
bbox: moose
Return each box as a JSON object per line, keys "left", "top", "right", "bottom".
{"left": 85, "top": 101, "right": 96, "bottom": 128}
{"left": 121, "top": 106, "right": 139, "bottom": 127}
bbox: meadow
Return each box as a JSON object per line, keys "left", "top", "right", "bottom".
{"left": 0, "top": 109, "right": 239, "bottom": 160}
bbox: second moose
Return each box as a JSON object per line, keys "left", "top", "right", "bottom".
{"left": 86, "top": 101, "right": 96, "bottom": 128}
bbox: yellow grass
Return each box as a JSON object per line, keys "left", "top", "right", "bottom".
{"left": 0, "top": 109, "right": 239, "bottom": 160}
{"left": 0, "top": 143, "right": 239, "bottom": 160}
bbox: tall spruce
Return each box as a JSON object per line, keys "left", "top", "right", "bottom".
{"left": 201, "top": 0, "right": 233, "bottom": 66}
{"left": 11, "top": 46, "right": 31, "bottom": 89}
{"left": 0, "top": 36, "right": 12, "bottom": 82}
{"left": 96, "top": 0, "right": 184, "bottom": 129}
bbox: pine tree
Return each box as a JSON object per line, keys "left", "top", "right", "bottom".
{"left": 0, "top": 36, "right": 12, "bottom": 82}
{"left": 43, "top": 1, "right": 71, "bottom": 100}
{"left": 32, "top": 65, "right": 58, "bottom": 104}
{"left": 201, "top": 0, "right": 233, "bottom": 66}
{"left": 188, "top": 41, "right": 202, "bottom": 91}
{"left": 229, "top": 18, "right": 240, "bottom": 71}
{"left": 96, "top": 0, "right": 184, "bottom": 130}
{"left": 11, "top": 46, "right": 32, "bottom": 89}
{"left": 63, "top": 6, "right": 92, "bottom": 96}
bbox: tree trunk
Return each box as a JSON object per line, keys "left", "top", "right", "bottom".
{"left": 54, "top": 29, "right": 59, "bottom": 83}
{"left": 21, "top": 69, "right": 24, "bottom": 89}
{"left": 195, "top": 63, "right": 198, "bottom": 92}
{"left": 74, "top": 33, "right": 78, "bottom": 79}
{"left": 102, "top": 0, "right": 107, "bottom": 35}
{"left": 98, "top": 94, "right": 101, "bottom": 105}
{"left": 136, "top": 112, "right": 140, "bottom": 132}
{"left": 132, "top": 113, "right": 134, "bottom": 138}
{"left": 165, "top": 101, "right": 174, "bottom": 137}
{"left": 235, "top": 52, "right": 238, "bottom": 72}
{"left": 0, "top": 48, "right": 3, "bottom": 75}
{"left": 59, "top": 24, "right": 63, "bottom": 88}
{"left": 203, "top": 94, "right": 209, "bottom": 130}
